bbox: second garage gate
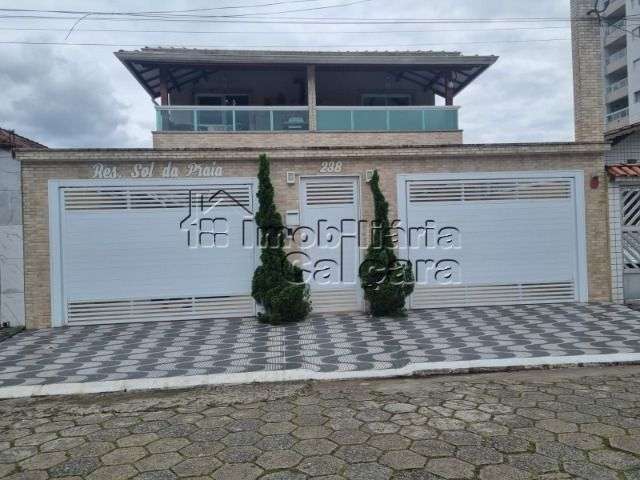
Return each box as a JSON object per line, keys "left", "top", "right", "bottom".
{"left": 398, "top": 171, "right": 588, "bottom": 309}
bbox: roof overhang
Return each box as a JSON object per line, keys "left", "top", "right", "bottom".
{"left": 115, "top": 48, "right": 498, "bottom": 100}
{"left": 0, "top": 128, "right": 46, "bottom": 149}
{"left": 607, "top": 164, "right": 640, "bottom": 178}
{"left": 606, "top": 122, "right": 640, "bottom": 144}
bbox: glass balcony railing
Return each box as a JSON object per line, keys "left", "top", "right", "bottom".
{"left": 606, "top": 78, "right": 628, "bottom": 95}
{"left": 606, "top": 48, "right": 627, "bottom": 66}
{"left": 156, "top": 106, "right": 309, "bottom": 132}
{"left": 606, "top": 19, "right": 626, "bottom": 37}
{"left": 316, "top": 106, "right": 459, "bottom": 132}
{"left": 606, "top": 107, "right": 629, "bottom": 123}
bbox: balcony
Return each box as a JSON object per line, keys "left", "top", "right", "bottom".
{"left": 606, "top": 107, "right": 630, "bottom": 131}
{"left": 156, "top": 106, "right": 309, "bottom": 132}
{"left": 316, "top": 106, "right": 459, "bottom": 132}
{"left": 605, "top": 19, "right": 627, "bottom": 46}
{"left": 603, "top": 0, "right": 626, "bottom": 18}
{"left": 606, "top": 77, "right": 629, "bottom": 103}
{"left": 156, "top": 105, "right": 459, "bottom": 133}
{"left": 606, "top": 48, "right": 627, "bottom": 75}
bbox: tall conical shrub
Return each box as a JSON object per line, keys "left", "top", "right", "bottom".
{"left": 251, "top": 154, "right": 311, "bottom": 324}
{"left": 360, "top": 170, "right": 414, "bottom": 316}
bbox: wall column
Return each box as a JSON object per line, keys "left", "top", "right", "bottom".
{"left": 307, "top": 65, "right": 317, "bottom": 131}
{"left": 159, "top": 67, "right": 169, "bottom": 106}
{"left": 570, "top": 0, "right": 605, "bottom": 142}
{"left": 444, "top": 71, "right": 454, "bottom": 106}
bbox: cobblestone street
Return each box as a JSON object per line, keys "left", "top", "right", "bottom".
{"left": 2, "top": 366, "right": 640, "bottom": 479}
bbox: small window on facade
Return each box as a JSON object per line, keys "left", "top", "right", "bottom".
{"left": 635, "top": 91, "right": 640, "bottom": 103}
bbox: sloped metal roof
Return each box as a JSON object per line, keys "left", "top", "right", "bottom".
{"left": 115, "top": 47, "right": 498, "bottom": 100}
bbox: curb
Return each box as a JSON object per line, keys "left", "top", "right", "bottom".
{"left": 2, "top": 353, "right": 640, "bottom": 399}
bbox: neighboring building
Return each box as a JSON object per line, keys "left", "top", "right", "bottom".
{"left": 601, "top": 0, "right": 639, "bottom": 136}
{"left": 15, "top": 0, "right": 611, "bottom": 329}
{"left": 600, "top": 1, "right": 640, "bottom": 302}
{"left": 0, "top": 128, "right": 46, "bottom": 327}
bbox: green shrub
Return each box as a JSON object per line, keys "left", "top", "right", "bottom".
{"left": 360, "top": 170, "right": 414, "bottom": 317}
{"left": 251, "top": 154, "right": 311, "bottom": 324}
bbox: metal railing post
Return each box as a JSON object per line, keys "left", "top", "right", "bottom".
{"left": 193, "top": 109, "right": 198, "bottom": 131}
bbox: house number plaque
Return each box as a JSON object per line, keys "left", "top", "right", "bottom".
{"left": 319, "top": 161, "right": 343, "bottom": 173}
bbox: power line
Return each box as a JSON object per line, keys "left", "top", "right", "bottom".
{"left": 0, "top": 12, "right": 603, "bottom": 24}
{"left": 0, "top": 38, "right": 571, "bottom": 49}
{"left": 0, "top": 1, "right": 345, "bottom": 15}
{"left": 0, "top": 1, "right": 375, "bottom": 22}
{"left": 0, "top": 25, "right": 571, "bottom": 35}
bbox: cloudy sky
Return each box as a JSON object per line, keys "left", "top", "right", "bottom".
{"left": 0, "top": 0, "right": 573, "bottom": 148}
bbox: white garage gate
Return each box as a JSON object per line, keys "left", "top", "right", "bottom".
{"left": 398, "top": 171, "right": 588, "bottom": 309}
{"left": 49, "top": 178, "right": 257, "bottom": 326}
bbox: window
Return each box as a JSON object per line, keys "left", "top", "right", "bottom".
{"left": 361, "top": 94, "right": 412, "bottom": 106}
{"left": 635, "top": 91, "right": 640, "bottom": 103}
{"left": 195, "top": 94, "right": 249, "bottom": 106}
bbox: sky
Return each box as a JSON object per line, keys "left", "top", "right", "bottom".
{"left": 0, "top": 0, "right": 574, "bottom": 148}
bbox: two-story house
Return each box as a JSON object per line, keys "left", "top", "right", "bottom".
{"left": 15, "top": 0, "right": 612, "bottom": 329}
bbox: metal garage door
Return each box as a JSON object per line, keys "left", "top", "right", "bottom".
{"left": 398, "top": 172, "right": 587, "bottom": 309}
{"left": 299, "top": 177, "right": 362, "bottom": 312}
{"left": 49, "top": 179, "right": 257, "bottom": 326}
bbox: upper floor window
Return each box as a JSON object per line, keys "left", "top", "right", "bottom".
{"left": 196, "top": 94, "right": 249, "bottom": 106}
{"left": 361, "top": 94, "right": 412, "bottom": 106}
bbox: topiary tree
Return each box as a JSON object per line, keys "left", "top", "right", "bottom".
{"left": 251, "top": 154, "right": 311, "bottom": 324}
{"left": 360, "top": 170, "right": 414, "bottom": 317}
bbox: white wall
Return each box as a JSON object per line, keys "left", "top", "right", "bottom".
{"left": 626, "top": 0, "right": 640, "bottom": 124}
{"left": 0, "top": 148, "right": 24, "bottom": 327}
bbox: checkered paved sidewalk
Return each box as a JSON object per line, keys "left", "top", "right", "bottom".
{"left": 1, "top": 303, "right": 640, "bottom": 389}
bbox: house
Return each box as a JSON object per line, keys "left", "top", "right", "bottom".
{"left": 0, "top": 128, "right": 46, "bottom": 327}
{"left": 15, "top": 0, "right": 611, "bottom": 329}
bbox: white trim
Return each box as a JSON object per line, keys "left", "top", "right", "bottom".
{"left": 396, "top": 170, "right": 589, "bottom": 303}
{"left": 573, "top": 171, "right": 589, "bottom": 302}
{"left": 48, "top": 182, "right": 64, "bottom": 327}
{"left": 2, "top": 352, "right": 639, "bottom": 399}
{"left": 48, "top": 177, "right": 259, "bottom": 328}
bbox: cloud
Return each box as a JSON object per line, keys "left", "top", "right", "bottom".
{"left": 0, "top": 43, "right": 144, "bottom": 148}
{"left": 0, "top": 0, "right": 576, "bottom": 146}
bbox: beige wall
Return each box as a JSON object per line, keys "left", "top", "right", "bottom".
{"left": 20, "top": 146, "right": 609, "bottom": 329}
{"left": 571, "top": 0, "right": 605, "bottom": 142}
{"left": 152, "top": 131, "right": 463, "bottom": 149}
